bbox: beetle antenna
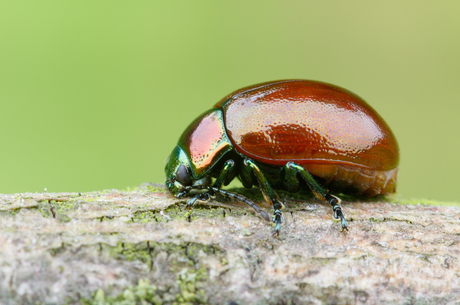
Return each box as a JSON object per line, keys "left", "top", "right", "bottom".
{"left": 189, "top": 186, "right": 270, "bottom": 222}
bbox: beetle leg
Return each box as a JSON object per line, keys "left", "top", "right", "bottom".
{"left": 208, "top": 187, "right": 270, "bottom": 222}
{"left": 186, "top": 160, "right": 235, "bottom": 208}
{"left": 212, "top": 160, "right": 235, "bottom": 189}
{"left": 176, "top": 186, "right": 193, "bottom": 198}
{"left": 282, "top": 161, "right": 300, "bottom": 193}
{"left": 185, "top": 160, "right": 270, "bottom": 222}
{"left": 326, "top": 193, "right": 348, "bottom": 231}
{"left": 286, "top": 162, "right": 348, "bottom": 231}
{"left": 207, "top": 160, "right": 271, "bottom": 221}
{"left": 244, "top": 159, "right": 284, "bottom": 236}
{"left": 186, "top": 191, "right": 213, "bottom": 208}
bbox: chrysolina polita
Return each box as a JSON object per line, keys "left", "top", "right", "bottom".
{"left": 165, "top": 80, "right": 399, "bottom": 235}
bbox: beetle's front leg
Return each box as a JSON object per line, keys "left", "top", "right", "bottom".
{"left": 186, "top": 160, "right": 235, "bottom": 208}
{"left": 285, "top": 162, "right": 348, "bottom": 231}
{"left": 186, "top": 191, "right": 212, "bottom": 208}
{"left": 243, "top": 159, "right": 284, "bottom": 236}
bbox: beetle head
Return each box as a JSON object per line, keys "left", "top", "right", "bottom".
{"left": 165, "top": 145, "right": 212, "bottom": 196}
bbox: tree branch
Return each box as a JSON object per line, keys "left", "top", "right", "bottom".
{"left": 0, "top": 183, "right": 459, "bottom": 304}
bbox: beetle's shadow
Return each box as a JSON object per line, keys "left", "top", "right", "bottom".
{"left": 166, "top": 187, "right": 392, "bottom": 224}
{"left": 223, "top": 186, "right": 390, "bottom": 208}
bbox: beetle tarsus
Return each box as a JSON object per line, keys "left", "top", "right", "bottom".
{"left": 272, "top": 209, "right": 283, "bottom": 236}
{"left": 324, "top": 193, "right": 348, "bottom": 231}
{"left": 332, "top": 204, "right": 348, "bottom": 232}
{"left": 186, "top": 196, "right": 198, "bottom": 208}
{"left": 186, "top": 192, "right": 211, "bottom": 208}
{"left": 176, "top": 191, "right": 188, "bottom": 199}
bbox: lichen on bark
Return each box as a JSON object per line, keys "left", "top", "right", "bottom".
{"left": 0, "top": 183, "right": 459, "bottom": 304}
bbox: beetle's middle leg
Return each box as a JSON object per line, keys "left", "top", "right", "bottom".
{"left": 243, "top": 159, "right": 284, "bottom": 236}
{"left": 284, "top": 162, "right": 348, "bottom": 231}
{"left": 184, "top": 159, "right": 270, "bottom": 221}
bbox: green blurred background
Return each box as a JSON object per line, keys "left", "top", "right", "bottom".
{"left": 1, "top": 1, "right": 459, "bottom": 201}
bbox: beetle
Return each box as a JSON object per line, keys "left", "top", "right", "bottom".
{"left": 165, "top": 80, "right": 399, "bottom": 235}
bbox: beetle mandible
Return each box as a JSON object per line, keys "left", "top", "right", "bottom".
{"left": 165, "top": 80, "right": 399, "bottom": 235}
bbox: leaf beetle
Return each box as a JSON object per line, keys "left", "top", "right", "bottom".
{"left": 165, "top": 80, "right": 399, "bottom": 235}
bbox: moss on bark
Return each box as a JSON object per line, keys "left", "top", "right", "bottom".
{"left": 0, "top": 183, "right": 459, "bottom": 304}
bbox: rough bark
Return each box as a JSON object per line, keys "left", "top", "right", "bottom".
{"left": 0, "top": 183, "right": 459, "bottom": 304}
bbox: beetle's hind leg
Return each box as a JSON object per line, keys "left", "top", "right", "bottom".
{"left": 243, "top": 159, "right": 284, "bottom": 236}
{"left": 285, "top": 162, "right": 348, "bottom": 231}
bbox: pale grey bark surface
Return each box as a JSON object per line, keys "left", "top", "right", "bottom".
{"left": 0, "top": 183, "right": 459, "bottom": 304}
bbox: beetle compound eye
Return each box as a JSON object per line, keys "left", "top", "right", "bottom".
{"left": 176, "top": 164, "right": 192, "bottom": 186}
